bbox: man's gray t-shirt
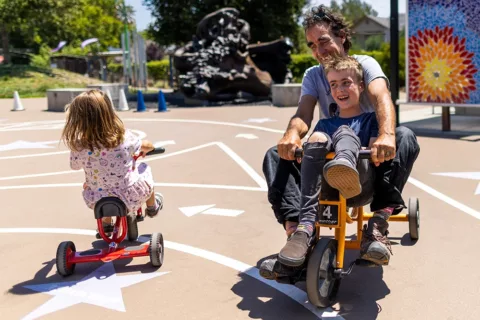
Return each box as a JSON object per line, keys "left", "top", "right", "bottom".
{"left": 299, "top": 54, "right": 390, "bottom": 119}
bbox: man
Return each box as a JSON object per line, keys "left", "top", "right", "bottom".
{"left": 259, "top": 5, "right": 420, "bottom": 279}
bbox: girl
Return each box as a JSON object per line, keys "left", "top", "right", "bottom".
{"left": 61, "top": 89, "right": 163, "bottom": 235}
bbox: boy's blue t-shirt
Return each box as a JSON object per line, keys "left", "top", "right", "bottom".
{"left": 313, "top": 112, "right": 378, "bottom": 147}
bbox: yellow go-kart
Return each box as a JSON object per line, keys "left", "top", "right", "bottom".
{"left": 292, "top": 148, "right": 420, "bottom": 308}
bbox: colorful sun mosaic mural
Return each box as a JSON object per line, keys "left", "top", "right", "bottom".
{"left": 408, "top": 0, "right": 480, "bottom": 104}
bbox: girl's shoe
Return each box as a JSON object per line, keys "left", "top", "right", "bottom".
{"left": 95, "top": 222, "right": 114, "bottom": 239}
{"left": 146, "top": 192, "right": 164, "bottom": 218}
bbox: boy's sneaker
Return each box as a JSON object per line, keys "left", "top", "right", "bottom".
{"left": 278, "top": 231, "right": 311, "bottom": 267}
{"left": 146, "top": 192, "right": 164, "bottom": 218}
{"left": 360, "top": 216, "right": 393, "bottom": 265}
{"left": 323, "top": 158, "right": 361, "bottom": 199}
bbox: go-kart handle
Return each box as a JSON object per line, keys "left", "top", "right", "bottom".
{"left": 133, "top": 147, "right": 165, "bottom": 161}
{"left": 294, "top": 148, "right": 371, "bottom": 160}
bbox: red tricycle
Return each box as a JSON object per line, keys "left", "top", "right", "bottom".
{"left": 55, "top": 147, "right": 166, "bottom": 276}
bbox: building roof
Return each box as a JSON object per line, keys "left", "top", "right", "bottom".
{"left": 353, "top": 14, "right": 406, "bottom": 31}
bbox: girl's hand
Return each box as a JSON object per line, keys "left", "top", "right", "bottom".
{"left": 140, "top": 140, "right": 155, "bottom": 157}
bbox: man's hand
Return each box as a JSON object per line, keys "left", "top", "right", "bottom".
{"left": 277, "top": 132, "right": 302, "bottom": 162}
{"left": 371, "top": 133, "right": 396, "bottom": 166}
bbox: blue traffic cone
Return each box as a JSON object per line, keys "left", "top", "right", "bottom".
{"left": 157, "top": 90, "right": 168, "bottom": 112}
{"left": 136, "top": 90, "right": 147, "bottom": 112}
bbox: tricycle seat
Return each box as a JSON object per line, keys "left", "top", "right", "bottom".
{"left": 94, "top": 197, "right": 127, "bottom": 219}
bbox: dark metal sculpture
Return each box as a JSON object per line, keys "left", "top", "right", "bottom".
{"left": 173, "top": 8, "right": 292, "bottom": 101}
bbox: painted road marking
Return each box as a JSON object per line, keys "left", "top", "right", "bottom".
{"left": 236, "top": 133, "right": 258, "bottom": 139}
{"left": 432, "top": 171, "right": 480, "bottom": 195}
{"left": 243, "top": 118, "right": 277, "bottom": 123}
{"left": 23, "top": 263, "right": 170, "bottom": 320}
{"left": 0, "top": 142, "right": 268, "bottom": 192}
{"left": 0, "top": 228, "right": 341, "bottom": 319}
{"left": 0, "top": 140, "right": 58, "bottom": 152}
{"left": 179, "top": 204, "right": 244, "bottom": 217}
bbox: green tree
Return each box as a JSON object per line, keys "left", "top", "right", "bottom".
{"left": 0, "top": 0, "right": 131, "bottom": 64}
{"left": 143, "top": 0, "right": 309, "bottom": 52}
{"left": 330, "top": 0, "right": 378, "bottom": 24}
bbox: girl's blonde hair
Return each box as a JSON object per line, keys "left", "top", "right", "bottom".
{"left": 61, "top": 89, "right": 125, "bottom": 152}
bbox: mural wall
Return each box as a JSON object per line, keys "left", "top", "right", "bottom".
{"left": 407, "top": 0, "right": 480, "bottom": 105}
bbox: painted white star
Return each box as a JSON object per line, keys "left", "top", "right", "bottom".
{"left": 22, "top": 262, "right": 170, "bottom": 320}
{"left": 432, "top": 172, "right": 480, "bottom": 195}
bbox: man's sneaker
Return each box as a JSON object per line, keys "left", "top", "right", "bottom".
{"left": 259, "top": 258, "right": 300, "bottom": 281}
{"left": 360, "top": 216, "right": 393, "bottom": 265}
{"left": 278, "top": 231, "right": 311, "bottom": 267}
{"left": 323, "top": 158, "right": 361, "bottom": 199}
{"left": 146, "top": 192, "right": 164, "bottom": 218}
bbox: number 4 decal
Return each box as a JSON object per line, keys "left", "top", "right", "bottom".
{"left": 322, "top": 206, "right": 332, "bottom": 219}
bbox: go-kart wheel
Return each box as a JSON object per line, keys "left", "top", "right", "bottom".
{"left": 127, "top": 214, "right": 138, "bottom": 241}
{"left": 408, "top": 197, "right": 420, "bottom": 240}
{"left": 149, "top": 232, "right": 164, "bottom": 267}
{"left": 306, "top": 238, "right": 341, "bottom": 308}
{"left": 56, "top": 241, "right": 76, "bottom": 276}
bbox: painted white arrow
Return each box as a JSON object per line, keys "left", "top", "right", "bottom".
{"left": 179, "top": 204, "right": 244, "bottom": 217}
{"left": 243, "top": 118, "right": 276, "bottom": 123}
{"left": 154, "top": 140, "right": 176, "bottom": 147}
{"left": 0, "top": 140, "right": 59, "bottom": 152}
{"left": 235, "top": 133, "right": 258, "bottom": 139}
{"left": 432, "top": 172, "right": 480, "bottom": 195}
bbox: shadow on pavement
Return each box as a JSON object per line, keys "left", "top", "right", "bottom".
{"left": 230, "top": 250, "right": 390, "bottom": 320}
{"left": 7, "top": 235, "right": 159, "bottom": 296}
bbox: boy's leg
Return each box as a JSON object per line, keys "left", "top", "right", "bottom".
{"left": 278, "top": 132, "right": 332, "bottom": 267}
{"left": 323, "top": 125, "right": 362, "bottom": 199}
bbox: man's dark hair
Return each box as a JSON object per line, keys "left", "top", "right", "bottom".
{"left": 302, "top": 5, "right": 352, "bottom": 53}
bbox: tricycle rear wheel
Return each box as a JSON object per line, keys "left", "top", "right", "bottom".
{"left": 408, "top": 197, "right": 420, "bottom": 240}
{"left": 306, "top": 238, "right": 341, "bottom": 308}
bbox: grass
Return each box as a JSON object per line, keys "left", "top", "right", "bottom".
{"left": 0, "top": 64, "right": 105, "bottom": 99}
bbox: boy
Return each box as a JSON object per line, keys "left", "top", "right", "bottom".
{"left": 276, "top": 56, "right": 392, "bottom": 268}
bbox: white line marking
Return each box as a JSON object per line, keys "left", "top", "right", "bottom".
{"left": 216, "top": 142, "right": 267, "bottom": 190}
{"left": 202, "top": 208, "right": 244, "bottom": 217}
{"left": 0, "top": 150, "right": 70, "bottom": 160}
{"left": 0, "top": 170, "right": 80, "bottom": 182}
{"left": 236, "top": 133, "right": 258, "bottom": 139}
{"left": 0, "top": 228, "right": 341, "bottom": 319}
{"left": 408, "top": 177, "right": 480, "bottom": 220}
{"left": 0, "top": 183, "right": 265, "bottom": 192}
{"left": 123, "top": 118, "right": 284, "bottom": 133}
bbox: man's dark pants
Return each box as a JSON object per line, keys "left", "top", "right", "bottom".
{"left": 262, "top": 126, "right": 420, "bottom": 227}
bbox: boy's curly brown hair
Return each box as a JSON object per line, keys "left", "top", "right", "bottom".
{"left": 302, "top": 5, "right": 353, "bottom": 53}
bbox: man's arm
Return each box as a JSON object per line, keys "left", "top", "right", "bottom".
{"left": 367, "top": 78, "right": 397, "bottom": 165}
{"left": 278, "top": 95, "right": 317, "bottom": 161}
